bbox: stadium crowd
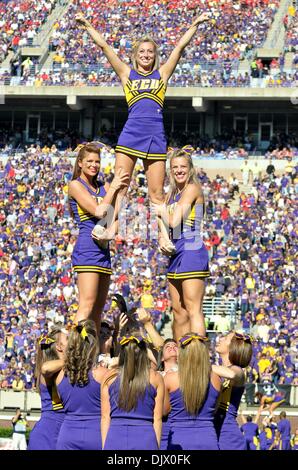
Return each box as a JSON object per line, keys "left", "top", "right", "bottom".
{"left": 0, "top": 146, "right": 297, "bottom": 405}
{"left": 0, "top": 0, "right": 58, "bottom": 62}
{"left": 3, "top": 0, "right": 294, "bottom": 88}
{"left": 0, "top": 127, "right": 297, "bottom": 159}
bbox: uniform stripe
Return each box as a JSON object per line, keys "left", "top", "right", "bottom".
{"left": 73, "top": 266, "right": 112, "bottom": 274}
{"left": 152, "top": 81, "right": 165, "bottom": 95}
{"left": 136, "top": 70, "right": 154, "bottom": 77}
{"left": 167, "top": 270, "right": 210, "bottom": 280}
{"left": 116, "top": 145, "right": 148, "bottom": 157}
{"left": 127, "top": 93, "right": 164, "bottom": 108}
{"left": 115, "top": 145, "right": 167, "bottom": 160}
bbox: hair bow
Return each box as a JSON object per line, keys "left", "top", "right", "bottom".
{"left": 72, "top": 322, "right": 89, "bottom": 341}
{"left": 179, "top": 334, "right": 208, "bottom": 347}
{"left": 74, "top": 143, "right": 86, "bottom": 152}
{"left": 181, "top": 145, "right": 195, "bottom": 155}
{"left": 119, "top": 335, "right": 147, "bottom": 346}
{"left": 234, "top": 332, "right": 253, "bottom": 343}
{"left": 38, "top": 334, "right": 56, "bottom": 349}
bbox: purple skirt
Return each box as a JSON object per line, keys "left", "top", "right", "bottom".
{"left": 56, "top": 417, "right": 101, "bottom": 450}
{"left": 28, "top": 412, "right": 64, "bottom": 450}
{"left": 72, "top": 231, "right": 112, "bottom": 275}
{"left": 168, "top": 424, "right": 219, "bottom": 450}
{"left": 217, "top": 421, "right": 246, "bottom": 450}
{"left": 104, "top": 421, "right": 158, "bottom": 450}
{"left": 116, "top": 117, "right": 167, "bottom": 160}
{"left": 167, "top": 241, "right": 210, "bottom": 280}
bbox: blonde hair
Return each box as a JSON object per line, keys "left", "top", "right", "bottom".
{"left": 131, "top": 36, "right": 160, "bottom": 72}
{"left": 64, "top": 320, "right": 98, "bottom": 386}
{"left": 167, "top": 149, "right": 200, "bottom": 203}
{"left": 34, "top": 326, "right": 62, "bottom": 393}
{"left": 178, "top": 333, "right": 211, "bottom": 415}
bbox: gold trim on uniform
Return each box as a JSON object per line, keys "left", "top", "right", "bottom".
{"left": 73, "top": 265, "right": 112, "bottom": 275}
{"left": 51, "top": 384, "right": 64, "bottom": 411}
{"left": 115, "top": 145, "right": 167, "bottom": 160}
{"left": 167, "top": 270, "right": 210, "bottom": 280}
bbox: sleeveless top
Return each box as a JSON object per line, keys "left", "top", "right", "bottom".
{"left": 168, "top": 382, "right": 219, "bottom": 427}
{"left": 124, "top": 69, "right": 166, "bottom": 118}
{"left": 69, "top": 177, "right": 106, "bottom": 232}
{"left": 108, "top": 376, "right": 156, "bottom": 424}
{"left": 168, "top": 191, "right": 204, "bottom": 248}
{"left": 40, "top": 382, "right": 64, "bottom": 413}
{"left": 57, "top": 372, "right": 101, "bottom": 418}
{"left": 216, "top": 379, "right": 245, "bottom": 422}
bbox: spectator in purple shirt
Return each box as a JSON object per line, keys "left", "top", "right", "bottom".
{"left": 277, "top": 411, "right": 291, "bottom": 450}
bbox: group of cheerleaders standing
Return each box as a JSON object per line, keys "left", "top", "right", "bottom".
{"left": 27, "top": 11, "right": 285, "bottom": 451}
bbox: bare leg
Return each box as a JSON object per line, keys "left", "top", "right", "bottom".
{"left": 269, "top": 400, "right": 284, "bottom": 415}
{"left": 112, "top": 151, "right": 137, "bottom": 222}
{"left": 181, "top": 278, "right": 206, "bottom": 336}
{"left": 168, "top": 279, "right": 190, "bottom": 341}
{"left": 143, "top": 159, "right": 165, "bottom": 204}
{"left": 75, "top": 272, "right": 110, "bottom": 334}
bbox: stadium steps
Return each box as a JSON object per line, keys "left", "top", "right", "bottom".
{"left": 228, "top": 182, "right": 252, "bottom": 217}
{"left": 0, "top": 51, "right": 14, "bottom": 72}
{"left": 41, "top": 51, "right": 57, "bottom": 73}
{"left": 257, "top": 0, "right": 292, "bottom": 58}
{"left": 19, "top": 0, "right": 71, "bottom": 59}
{"left": 161, "top": 319, "right": 173, "bottom": 340}
{"left": 285, "top": 52, "right": 294, "bottom": 71}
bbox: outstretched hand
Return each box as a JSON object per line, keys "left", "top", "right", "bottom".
{"left": 75, "top": 12, "right": 92, "bottom": 29}
{"left": 191, "top": 12, "right": 212, "bottom": 27}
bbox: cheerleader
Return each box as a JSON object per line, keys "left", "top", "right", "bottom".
{"left": 213, "top": 331, "right": 253, "bottom": 450}
{"left": 75, "top": 12, "right": 212, "bottom": 207}
{"left": 28, "top": 327, "right": 68, "bottom": 450}
{"left": 101, "top": 332, "right": 164, "bottom": 450}
{"left": 68, "top": 143, "right": 129, "bottom": 332}
{"left": 54, "top": 320, "right": 107, "bottom": 450}
{"left": 154, "top": 149, "right": 210, "bottom": 339}
{"left": 163, "top": 333, "right": 221, "bottom": 450}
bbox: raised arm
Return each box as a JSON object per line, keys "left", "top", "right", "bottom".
{"left": 41, "top": 359, "right": 64, "bottom": 378}
{"left": 136, "top": 308, "right": 164, "bottom": 350}
{"left": 75, "top": 13, "right": 130, "bottom": 84}
{"left": 159, "top": 12, "right": 212, "bottom": 84}
{"left": 68, "top": 168, "right": 129, "bottom": 220}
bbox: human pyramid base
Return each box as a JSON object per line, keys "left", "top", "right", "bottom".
{"left": 23, "top": 9, "right": 295, "bottom": 452}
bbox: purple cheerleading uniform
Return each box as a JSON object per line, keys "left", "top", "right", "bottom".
{"left": 215, "top": 380, "right": 246, "bottom": 450}
{"left": 277, "top": 418, "right": 291, "bottom": 450}
{"left": 115, "top": 69, "right": 167, "bottom": 160}
{"left": 56, "top": 373, "right": 101, "bottom": 450}
{"left": 28, "top": 382, "right": 64, "bottom": 450}
{"left": 167, "top": 383, "right": 219, "bottom": 450}
{"left": 104, "top": 377, "right": 158, "bottom": 450}
{"left": 167, "top": 193, "right": 210, "bottom": 280}
{"left": 69, "top": 177, "right": 112, "bottom": 275}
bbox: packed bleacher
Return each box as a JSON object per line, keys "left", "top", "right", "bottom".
{"left": 0, "top": 146, "right": 297, "bottom": 398}
{"left": 1, "top": 127, "right": 298, "bottom": 158}
{"left": 0, "top": 0, "right": 58, "bottom": 62}
{"left": 3, "top": 0, "right": 295, "bottom": 88}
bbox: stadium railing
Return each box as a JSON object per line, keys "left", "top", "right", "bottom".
{"left": 202, "top": 297, "right": 237, "bottom": 332}
{"left": 0, "top": 385, "right": 297, "bottom": 413}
